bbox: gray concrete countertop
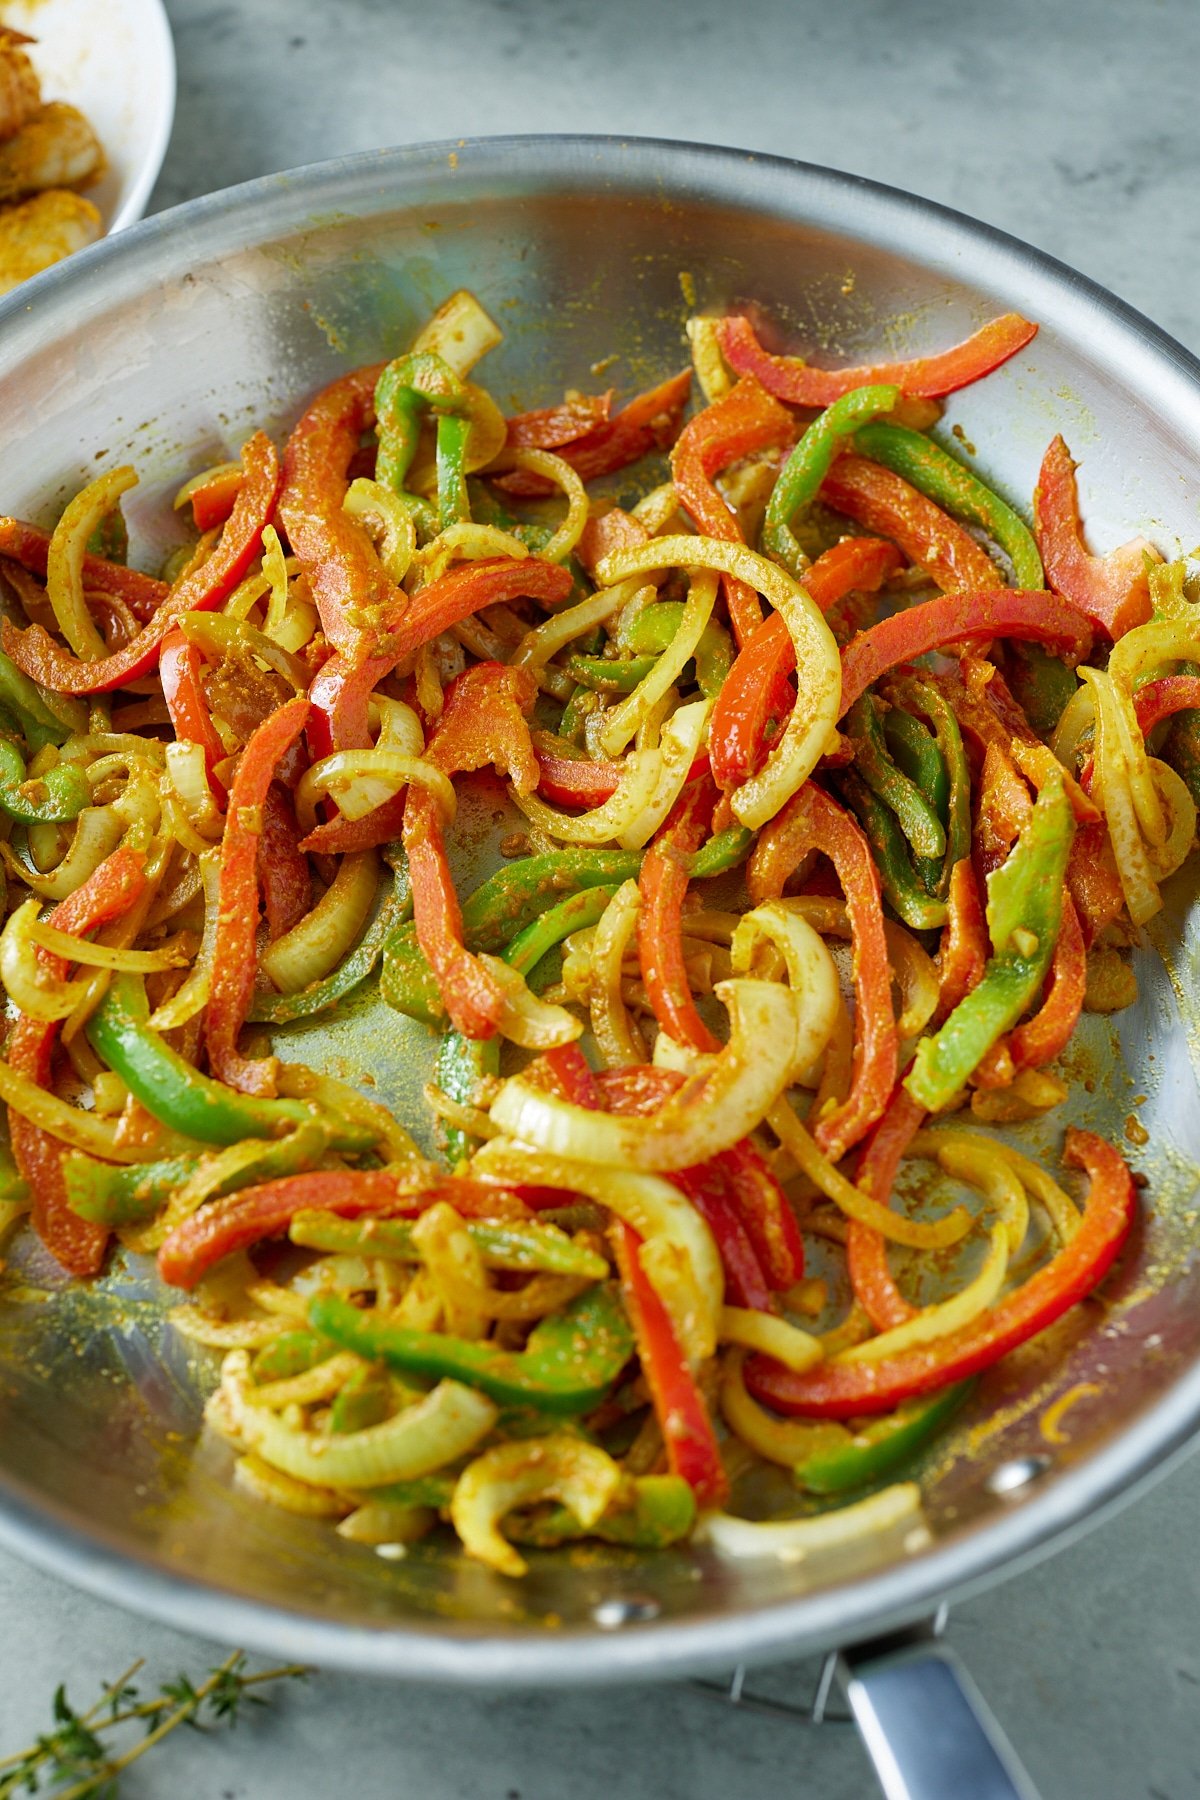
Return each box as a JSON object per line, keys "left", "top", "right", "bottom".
{"left": 4, "top": 0, "right": 1200, "bottom": 1793}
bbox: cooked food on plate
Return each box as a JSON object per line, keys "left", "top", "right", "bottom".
{"left": 0, "top": 24, "right": 104, "bottom": 293}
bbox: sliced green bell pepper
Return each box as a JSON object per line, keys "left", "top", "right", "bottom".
{"left": 906, "top": 770, "right": 1074, "bottom": 1109}
{"left": 374, "top": 350, "right": 467, "bottom": 536}
{"left": 250, "top": 1330, "right": 332, "bottom": 1384}
{"left": 63, "top": 1113, "right": 357, "bottom": 1227}
{"left": 506, "top": 1473, "right": 697, "bottom": 1548}
{"left": 564, "top": 654, "right": 658, "bottom": 693}
{"left": 688, "top": 824, "right": 754, "bottom": 879}
{"left": 795, "top": 1380, "right": 975, "bottom": 1494}
{"left": 249, "top": 858, "right": 412, "bottom": 1025}
{"left": 310, "top": 1283, "right": 634, "bottom": 1415}
{"left": 381, "top": 847, "right": 642, "bottom": 1024}
{"left": 87, "top": 973, "right": 332, "bottom": 1145}
{"left": 763, "top": 383, "right": 901, "bottom": 575}
{"left": 0, "top": 740, "right": 90, "bottom": 823}
{"left": 839, "top": 769, "right": 948, "bottom": 930}
{"left": 846, "top": 693, "right": 946, "bottom": 863}
{"left": 289, "top": 1209, "right": 609, "bottom": 1279}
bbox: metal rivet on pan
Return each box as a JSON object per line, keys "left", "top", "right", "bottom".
{"left": 593, "top": 1596, "right": 661, "bottom": 1628}
{"left": 986, "top": 1454, "right": 1052, "bottom": 1496}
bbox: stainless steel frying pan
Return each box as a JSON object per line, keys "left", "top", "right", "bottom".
{"left": 1, "top": 138, "right": 1199, "bottom": 1800}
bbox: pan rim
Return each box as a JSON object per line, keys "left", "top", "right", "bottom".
{"left": 1, "top": 130, "right": 1199, "bottom": 1683}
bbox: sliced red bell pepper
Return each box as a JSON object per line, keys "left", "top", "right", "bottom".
{"left": 531, "top": 1049, "right": 730, "bottom": 1497}
{"left": 936, "top": 857, "right": 989, "bottom": 1022}
{"left": 426, "top": 661, "right": 539, "bottom": 792}
{"left": 1134, "top": 674, "right": 1200, "bottom": 736}
{"left": 717, "top": 311, "right": 1038, "bottom": 407}
{"left": 1034, "top": 435, "right": 1158, "bottom": 640}
{"left": 276, "top": 362, "right": 388, "bottom": 657}
{"left": 538, "top": 1041, "right": 604, "bottom": 1108}
{"left": 594, "top": 1063, "right": 790, "bottom": 1304}
{"left": 575, "top": 506, "right": 648, "bottom": 581}
{"left": 637, "top": 773, "right": 721, "bottom": 1054}
{"left": 399, "top": 556, "right": 574, "bottom": 663}
{"left": 973, "top": 741, "right": 1033, "bottom": 882}
{"left": 710, "top": 536, "right": 901, "bottom": 791}
{"left": 404, "top": 787, "right": 508, "bottom": 1040}
{"left": 1009, "top": 894, "right": 1085, "bottom": 1070}
{"left": 505, "top": 392, "right": 613, "bottom": 449}
{"left": 205, "top": 695, "right": 311, "bottom": 1095}
{"left": 299, "top": 790, "right": 409, "bottom": 856}
{"left": 747, "top": 1129, "right": 1134, "bottom": 1417}
{"left": 189, "top": 466, "right": 245, "bottom": 533}
{"left": 611, "top": 1219, "right": 729, "bottom": 1507}
{"left": 838, "top": 589, "right": 1093, "bottom": 720}
{"left": 257, "top": 782, "right": 311, "bottom": 940}
{"left": 846, "top": 1083, "right": 926, "bottom": 1332}
{"left": 403, "top": 664, "right": 543, "bottom": 1041}
{"left": 748, "top": 781, "right": 897, "bottom": 1163}
{"left": 157, "top": 1167, "right": 526, "bottom": 1291}
{"left": 714, "top": 1136, "right": 805, "bottom": 1291}
{"left": 160, "top": 627, "right": 227, "bottom": 802}
{"left": 534, "top": 744, "right": 623, "bottom": 809}
{"left": 822, "top": 454, "right": 1003, "bottom": 593}
{"left": 496, "top": 370, "right": 692, "bottom": 496}
{"left": 0, "top": 516, "right": 168, "bottom": 622}
{"left": 9, "top": 843, "right": 148, "bottom": 1277}
{"left": 2, "top": 433, "right": 282, "bottom": 694}
{"left": 1067, "top": 806, "right": 1126, "bottom": 947}
{"left": 670, "top": 375, "right": 797, "bottom": 646}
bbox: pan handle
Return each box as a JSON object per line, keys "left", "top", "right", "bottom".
{"left": 838, "top": 1622, "right": 1043, "bottom": 1800}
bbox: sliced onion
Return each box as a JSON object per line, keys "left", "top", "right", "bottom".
{"left": 343, "top": 478, "right": 417, "bottom": 585}
{"left": 484, "top": 447, "right": 589, "bottom": 564}
{"left": 28, "top": 915, "right": 188, "bottom": 974}
{"left": 414, "top": 521, "right": 528, "bottom": 586}
{"left": 47, "top": 465, "right": 138, "bottom": 660}
{"left": 2, "top": 806, "right": 125, "bottom": 901}
{"left": 298, "top": 749, "right": 456, "bottom": 828}
{"left": 697, "top": 1483, "right": 927, "bottom": 1561}
{"left": 837, "top": 1225, "right": 1009, "bottom": 1364}
{"left": 729, "top": 901, "right": 840, "bottom": 1080}
{"left": 148, "top": 849, "right": 221, "bottom": 1030}
{"left": 474, "top": 1140, "right": 722, "bottom": 1360}
{"left": 719, "top": 1306, "right": 823, "bottom": 1373}
{"left": 686, "top": 316, "right": 733, "bottom": 403}
{"left": 598, "top": 571, "right": 719, "bottom": 757}
{"left": 0, "top": 1054, "right": 147, "bottom": 1161}
{"left": 766, "top": 1098, "right": 972, "bottom": 1250}
{"left": 178, "top": 612, "right": 309, "bottom": 691}
{"left": 490, "top": 978, "right": 801, "bottom": 1171}
{"left": 588, "top": 879, "right": 645, "bottom": 1066}
{"left": 512, "top": 576, "right": 643, "bottom": 674}
{"left": 478, "top": 954, "right": 584, "bottom": 1050}
{"left": 411, "top": 290, "right": 502, "bottom": 376}
{"left": 451, "top": 1437, "right": 620, "bottom": 1578}
{"left": 594, "top": 535, "right": 841, "bottom": 830}
{"left": 165, "top": 740, "right": 223, "bottom": 834}
{"left": 514, "top": 697, "right": 711, "bottom": 851}
{"left": 259, "top": 523, "right": 292, "bottom": 637}
{"left": 719, "top": 1349, "right": 849, "bottom": 1469}
{"left": 262, "top": 850, "right": 379, "bottom": 994}
{"left": 219, "top": 1354, "right": 497, "bottom": 1488}
{"left": 412, "top": 1200, "right": 491, "bottom": 1340}
{"left": 914, "top": 1132, "right": 1028, "bottom": 1255}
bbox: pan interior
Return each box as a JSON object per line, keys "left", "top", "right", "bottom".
{"left": 1, "top": 142, "right": 1199, "bottom": 1671}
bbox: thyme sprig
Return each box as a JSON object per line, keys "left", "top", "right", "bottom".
{"left": 0, "top": 1651, "right": 308, "bottom": 1798}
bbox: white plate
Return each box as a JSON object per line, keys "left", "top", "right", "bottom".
{"left": 3, "top": 0, "right": 175, "bottom": 231}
